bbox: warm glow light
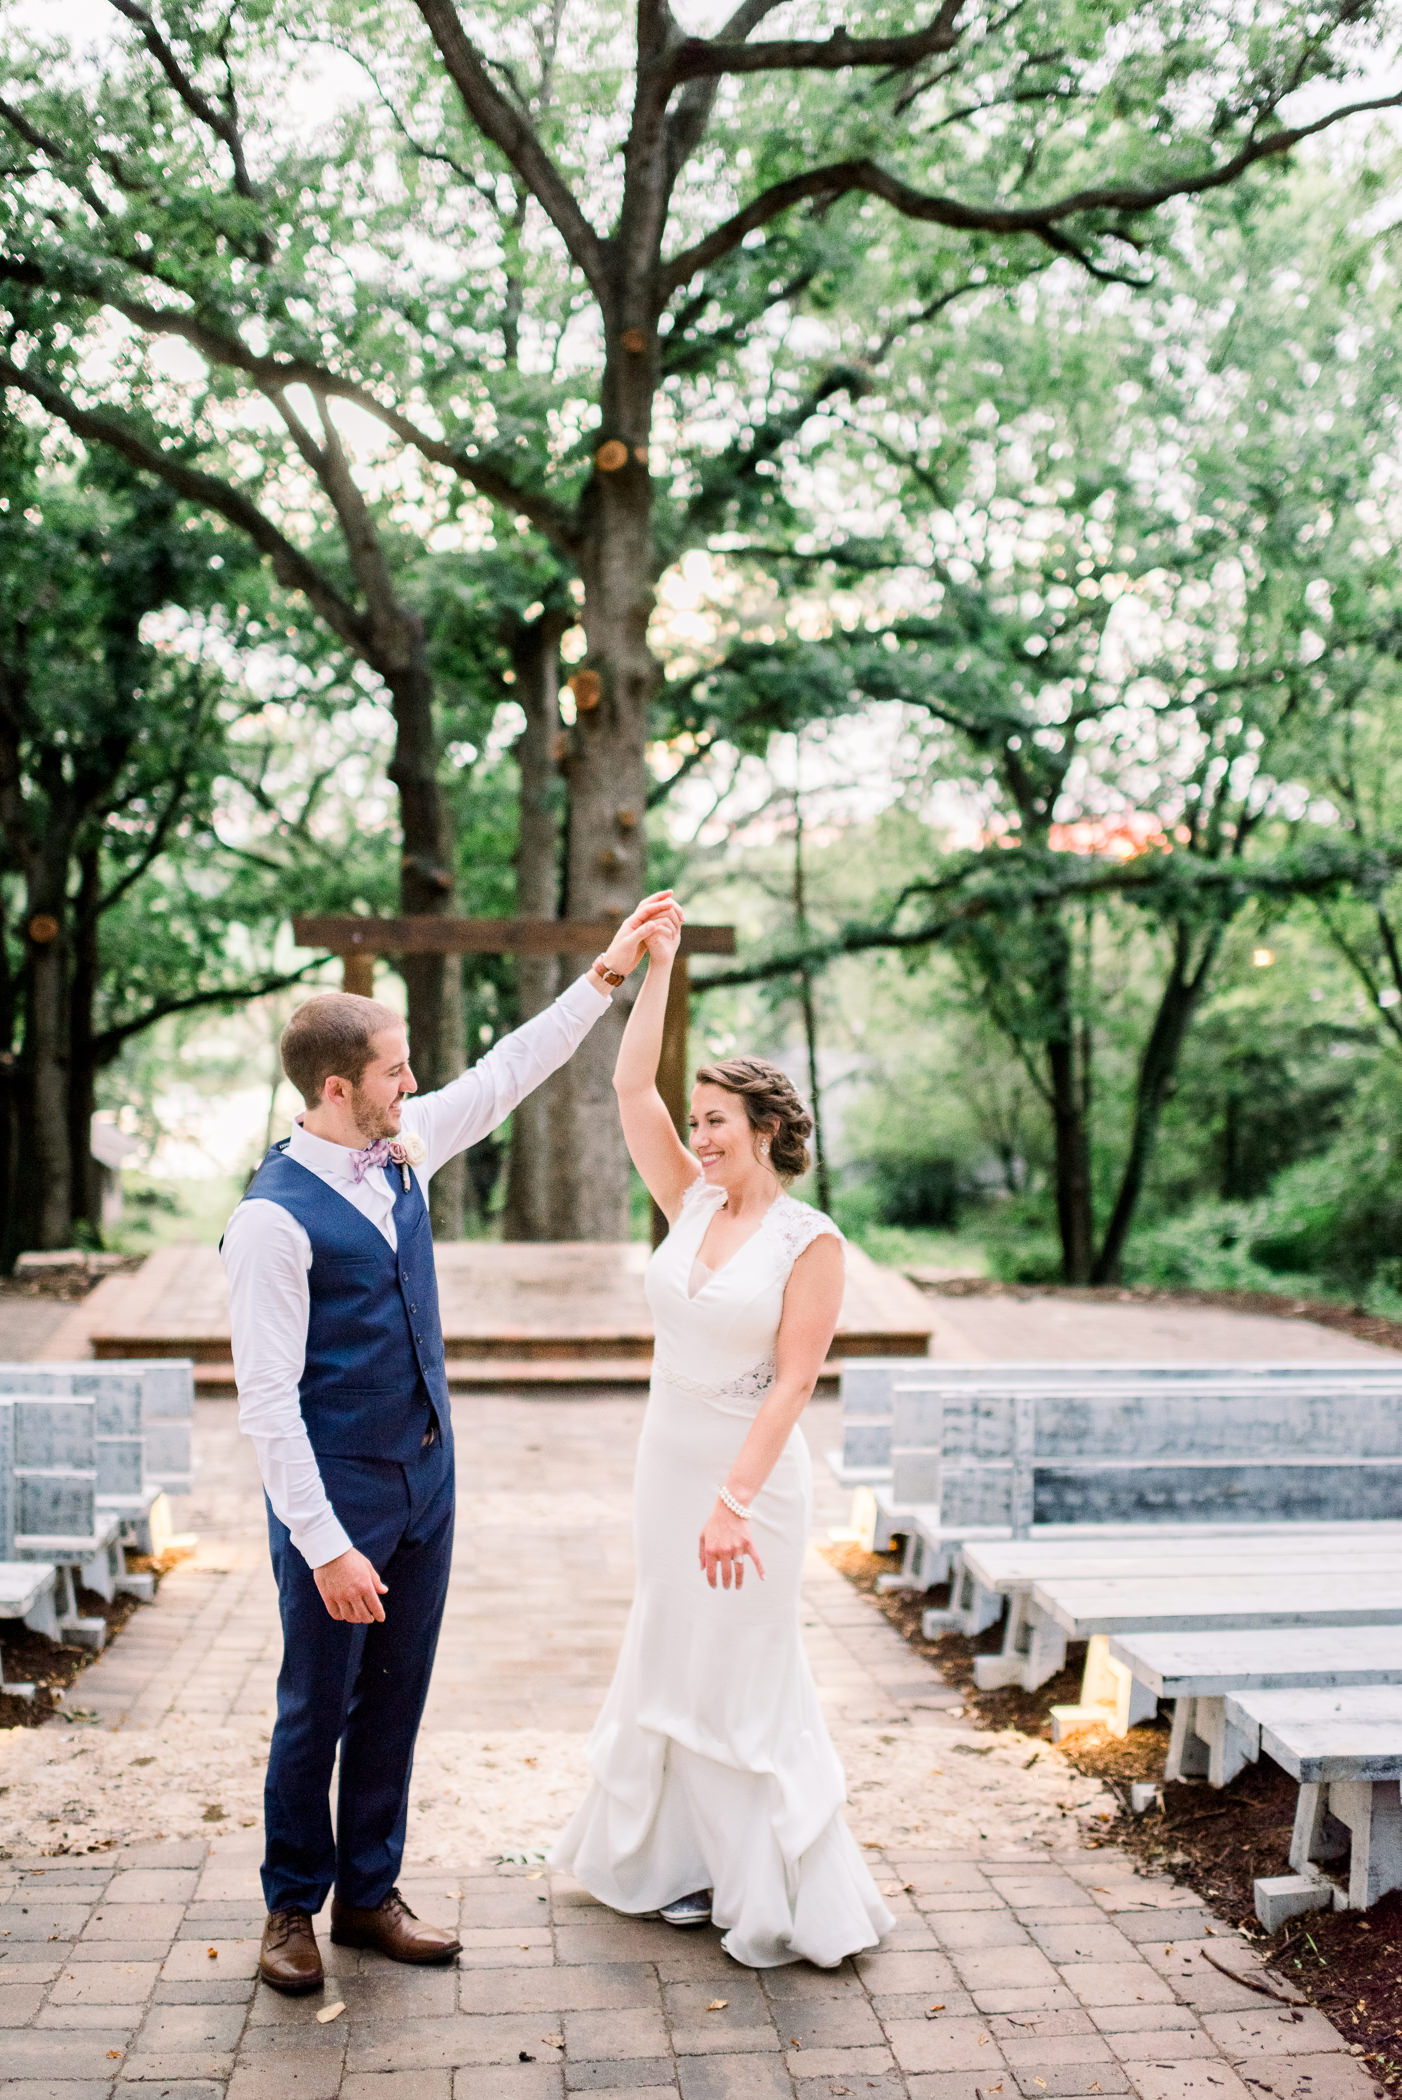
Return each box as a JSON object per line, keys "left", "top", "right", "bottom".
{"left": 1252, "top": 948, "right": 1275, "bottom": 967}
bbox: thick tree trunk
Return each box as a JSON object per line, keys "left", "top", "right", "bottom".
{"left": 551, "top": 355, "right": 658, "bottom": 1239}
{"left": 1037, "top": 921, "right": 1094, "bottom": 1283}
{"left": 27, "top": 903, "right": 72, "bottom": 1250}
{"left": 0, "top": 891, "right": 18, "bottom": 1269}
{"left": 1091, "top": 923, "right": 1221, "bottom": 1284}
{"left": 68, "top": 846, "right": 101, "bottom": 1238}
{"left": 503, "top": 612, "right": 568, "bottom": 1240}
{"left": 384, "top": 637, "right": 466, "bottom": 1237}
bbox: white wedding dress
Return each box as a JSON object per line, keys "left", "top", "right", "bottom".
{"left": 551, "top": 1176, "right": 893, "bottom": 1968}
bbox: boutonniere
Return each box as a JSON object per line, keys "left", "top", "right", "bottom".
{"left": 389, "top": 1132, "right": 426, "bottom": 1188}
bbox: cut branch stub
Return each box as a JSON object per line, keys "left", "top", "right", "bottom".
{"left": 28, "top": 914, "right": 60, "bottom": 944}
{"left": 569, "top": 669, "right": 603, "bottom": 711}
{"left": 594, "top": 439, "right": 629, "bottom": 471}
{"left": 620, "top": 328, "right": 647, "bottom": 352}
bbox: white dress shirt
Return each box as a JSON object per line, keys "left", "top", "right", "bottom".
{"left": 221, "top": 972, "right": 612, "bottom": 1569}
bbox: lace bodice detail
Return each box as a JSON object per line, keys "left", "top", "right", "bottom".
{"left": 648, "top": 1179, "right": 844, "bottom": 1412}
{"left": 677, "top": 1178, "right": 842, "bottom": 1265}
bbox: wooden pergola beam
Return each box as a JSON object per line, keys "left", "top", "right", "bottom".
{"left": 292, "top": 914, "right": 736, "bottom": 958}
{"left": 291, "top": 915, "right": 736, "bottom": 1244}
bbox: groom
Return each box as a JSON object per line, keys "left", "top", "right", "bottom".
{"left": 222, "top": 892, "right": 679, "bottom": 1992}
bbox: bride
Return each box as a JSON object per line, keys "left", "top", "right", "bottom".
{"left": 551, "top": 908, "right": 892, "bottom": 1969}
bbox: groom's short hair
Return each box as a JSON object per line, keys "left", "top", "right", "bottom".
{"left": 281, "top": 992, "right": 405, "bottom": 1108}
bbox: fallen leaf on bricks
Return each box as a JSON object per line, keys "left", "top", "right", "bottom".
{"left": 315, "top": 2002, "right": 345, "bottom": 2024}
{"left": 542, "top": 2035, "right": 563, "bottom": 2049}
{"left": 206, "top": 1947, "right": 218, "bottom": 1959}
{"left": 706, "top": 1999, "right": 728, "bottom": 2012}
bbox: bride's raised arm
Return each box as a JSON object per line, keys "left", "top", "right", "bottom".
{"left": 612, "top": 909, "right": 697, "bottom": 1224}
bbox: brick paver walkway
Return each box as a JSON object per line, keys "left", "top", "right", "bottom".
{"left": 1, "top": 1326, "right": 1385, "bottom": 2098}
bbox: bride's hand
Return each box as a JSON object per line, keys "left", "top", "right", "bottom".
{"left": 598, "top": 891, "right": 683, "bottom": 977}
{"left": 642, "top": 905, "right": 683, "bottom": 967}
{"left": 699, "top": 1500, "right": 765, "bottom": 1590}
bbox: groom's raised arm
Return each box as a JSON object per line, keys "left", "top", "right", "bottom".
{"left": 402, "top": 894, "right": 681, "bottom": 1180}
{"left": 401, "top": 969, "right": 611, "bottom": 1181}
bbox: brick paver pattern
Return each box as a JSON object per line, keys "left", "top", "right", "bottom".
{"left": 0, "top": 1354, "right": 1384, "bottom": 2098}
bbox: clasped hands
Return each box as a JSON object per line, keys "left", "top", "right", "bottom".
{"left": 595, "top": 890, "right": 684, "bottom": 978}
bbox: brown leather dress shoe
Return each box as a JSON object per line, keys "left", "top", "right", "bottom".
{"left": 258, "top": 1907, "right": 324, "bottom": 1993}
{"left": 330, "top": 1886, "right": 462, "bottom": 1964}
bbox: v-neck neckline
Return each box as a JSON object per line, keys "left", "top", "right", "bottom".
{"left": 689, "top": 1190, "right": 781, "bottom": 1295}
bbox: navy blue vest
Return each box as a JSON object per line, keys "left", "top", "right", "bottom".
{"left": 241, "top": 1142, "right": 452, "bottom": 1463}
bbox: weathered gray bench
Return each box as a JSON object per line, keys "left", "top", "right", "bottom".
{"left": 0, "top": 1398, "right": 65, "bottom": 1689}
{"left": 1221, "top": 1686, "right": 1402, "bottom": 1916}
{"left": 1108, "top": 1623, "right": 1402, "bottom": 1788}
{"left": 859, "top": 1372, "right": 1402, "bottom": 1567}
{"left": 949, "top": 1530, "right": 1402, "bottom": 1705}
{"left": 832, "top": 1358, "right": 1402, "bottom": 1486}
{"left": 0, "top": 1358, "right": 194, "bottom": 1508}
{"left": 5, "top": 1390, "right": 142, "bottom": 1647}
{"left": 1031, "top": 1568, "right": 1402, "bottom": 1741}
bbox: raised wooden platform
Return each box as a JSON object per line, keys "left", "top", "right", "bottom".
{"left": 41, "top": 1238, "right": 937, "bottom": 1394}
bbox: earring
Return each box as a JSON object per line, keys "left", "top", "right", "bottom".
{"left": 761, "top": 1140, "right": 770, "bottom": 1157}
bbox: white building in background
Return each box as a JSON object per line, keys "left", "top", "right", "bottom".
{"left": 90, "top": 1117, "right": 143, "bottom": 1231}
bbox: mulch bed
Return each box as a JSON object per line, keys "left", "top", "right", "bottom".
{"left": 824, "top": 1540, "right": 1402, "bottom": 2094}
{"left": 0, "top": 1552, "right": 179, "bottom": 1732}
{"left": 918, "top": 1275, "right": 1402, "bottom": 1355}
{"left": 0, "top": 1256, "right": 143, "bottom": 1307}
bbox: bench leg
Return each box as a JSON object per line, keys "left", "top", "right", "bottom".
{"left": 974, "top": 1589, "right": 1028, "bottom": 1691}
{"left": 1022, "top": 1607, "right": 1069, "bottom": 1692}
{"left": 81, "top": 1543, "right": 117, "bottom": 1605}
{"left": 22, "top": 1575, "right": 60, "bottom": 1643}
{"left": 925, "top": 1563, "right": 1003, "bottom": 1641}
{"left": 1051, "top": 1636, "right": 1157, "bottom": 1741}
{"left": 1165, "top": 1697, "right": 1254, "bottom": 1788}
{"left": 1325, "top": 1781, "right": 1402, "bottom": 1911}
{"left": 1291, "top": 1782, "right": 1351, "bottom": 1884}
{"left": 877, "top": 1528, "right": 949, "bottom": 1594}
{"left": 1166, "top": 1697, "right": 1210, "bottom": 1782}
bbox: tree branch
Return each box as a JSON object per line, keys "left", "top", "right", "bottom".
{"left": 91, "top": 959, "right": 328, "bottom": 1064}
{"left": 0, "top": 355, "right": 375, "bottom": 661}
{"left": 696, "top": 840, "right": 1402, "bottom": 989}
{"left": 408, "top": 0, "right": 608, "bottom": 298}
{"left": 0, "top": 257, "right": 581, "bottom": 546}
{"left": 106, "top": 0, "right": 259, "bottom": 203}
{"left": 661, "top": 96, "right": 1402, "bottom": 294}
{"left": 667, "top": 3, "right": 968, "bottom": 82}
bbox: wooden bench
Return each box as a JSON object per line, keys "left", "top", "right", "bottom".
{"left": 858, "top": 1371, "right": 1402, "bottom": 1562}
{"left": 1028, "top": 1568, "right": 1402, "bottom": 1741}
{"left": 1108, "top": 1623, "right": 1402, "bottom": 1787}
{"left": 0, "top": 1358, "right": 194, "bottom": 1503}
{"left": 0, "top": 1399, "right": 67, "bottom": 1688}
{"left": 833, "top": 1359, "right": 1402, "bottom": 1486}
{"left": 945, "top": 1530, "right": 1402, "bottom": 1702}
{"left": 1222, "top": 1685, "right": 1402, "bottom": 1914}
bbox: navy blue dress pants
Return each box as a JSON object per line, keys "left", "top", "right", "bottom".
{"left": 263, "top": 1433, "right": 454, "bottom": 1915}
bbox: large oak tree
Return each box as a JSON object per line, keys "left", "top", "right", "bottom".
{"left": 2, "top": 0, "right": 1398, "bottom": 1233}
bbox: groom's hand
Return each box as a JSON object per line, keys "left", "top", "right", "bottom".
{"left": 596, "top": 891, "right": 683, "bottom": 979}
{"left": 314, "top": 1547, "right": 388, "bottom": 1623}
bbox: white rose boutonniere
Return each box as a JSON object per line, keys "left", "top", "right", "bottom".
{"left": 388, "top": 1132, "right": 427, "bottom": 1187}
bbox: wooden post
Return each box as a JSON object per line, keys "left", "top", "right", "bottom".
{"left": 342, "top": 953, "right": 375, "bottom": 997}
{"left": 652, "top": 955, "right": 691, "bottom": 1246}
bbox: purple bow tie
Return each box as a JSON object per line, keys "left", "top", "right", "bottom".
{"left": 350, "top": 1139, "right": 393, "bottom": 1184}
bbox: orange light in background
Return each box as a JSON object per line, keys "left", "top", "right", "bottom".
{"left": 1252, "top": 948, "right": 1275, "bottom": 967}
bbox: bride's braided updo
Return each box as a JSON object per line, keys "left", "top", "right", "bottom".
{"left": 692, "top": 1056, "right": 813, "bottom": 1182}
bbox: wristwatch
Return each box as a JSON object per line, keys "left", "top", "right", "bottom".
{"left": 592, "top": 956, "right": 626, "bottom": 987}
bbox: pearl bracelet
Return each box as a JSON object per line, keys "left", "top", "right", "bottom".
{"left": 718, "top": 1485, "right": 753, "bottom": 1522}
